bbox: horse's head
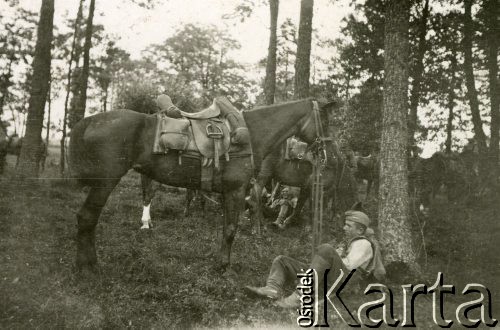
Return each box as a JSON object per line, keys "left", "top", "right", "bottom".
{"left": 242, "top": 99, "right": 336, "bottom": 166}
{"left": 295, "top": 99, "right": 333, "bottom": 144}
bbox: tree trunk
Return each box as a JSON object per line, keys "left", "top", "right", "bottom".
{"left": 294, "top": 0, "right": 314, "bottom": 99}
{"left": 463, "top": 0, "right": 488, "bottom": 171}
{"left": 284, "top": 53, "right": 289, "bottom": 100}
{"left": 109, "top": 79, "right": 115, "bottom": 110}
{"left": 61, "top": 0, "right": 84, "bottom": 176}
{"left": 264, "top": 0, "right": 279, "bottom": 105}
{"left": 67, "top": 0, "right": 85, "bottom": 130}
{"left": 486, "top": 0, "right": 499, "bottom": 182}
{"left": 72, "top": 0, "right": 95, "bottom": 127}
{"left": 45, "top": 78, "right": 51, "bottom": 148}
{"left": 102, "top": 87, "right": 108, "bottom": 112}
{"left": 21, "top": 112, "right": 27, "bottom": 138}
{"left": 10, "top": 107, "right": 18, "bottom": 135}
{"left": 445, "top": 55, "right": 457, "bottom": 153}
{"left": 344, "top": 72, "right": 351, "bottom": 101}
{"left": 407, "top": 0, "right": 430, "bottom": 151}
{"left": 16, "top": 0, "right": 54, "bottom": 178}
{"left": 378, "top": 0, "right": 416, "bottom": 265}
{"left": 0, "top": 57, "right": 14, "bottom": 117}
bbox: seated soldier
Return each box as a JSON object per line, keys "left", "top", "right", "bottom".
{"left": 267, "top": 187, "right": 298, "bottom": 229}
{"left": 244, "top": 210, "right": 386, "bottom": 308}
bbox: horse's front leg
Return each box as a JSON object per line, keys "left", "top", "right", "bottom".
{"left": 251, "top": 181, "right": 264, "bottom": 235}
{"left": 221, "top": 185, "right": 246, "bottom": 269}
{"left": 76, "top": 180, "right": 119, "bottom": 271}
{"left": 293, "top": 184, "right": 310, "bottom": 225}
{"left": 140, "top": 174, "right": 154, "bottom": 229}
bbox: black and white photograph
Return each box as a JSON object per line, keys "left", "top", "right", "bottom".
{"left": 1, "top": 0, "right": 499, "bottom": 328}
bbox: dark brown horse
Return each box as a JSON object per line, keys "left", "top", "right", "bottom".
{"left": 250, "top": 137, "right": 357, "bottom": 229}
{"left": 69, "top": 99, "right": 327, "bottom": 271}
{"left": 249, "top": 101, "right": 358, "bottom": 231}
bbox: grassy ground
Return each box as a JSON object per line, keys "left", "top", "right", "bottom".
{"left": 1, "top": 146, "right": 499, "bottom": 329}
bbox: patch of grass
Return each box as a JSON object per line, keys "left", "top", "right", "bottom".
{"left": 1, "top": 154, "right": 499, "bottom": 328}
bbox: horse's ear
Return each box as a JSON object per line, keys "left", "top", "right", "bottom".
{"left": 350, "top": 201, "right": 364, "bottom": 211}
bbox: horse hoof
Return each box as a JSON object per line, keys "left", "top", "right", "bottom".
{"left": 140, "top": 225, "right": 150, "bottom": 230}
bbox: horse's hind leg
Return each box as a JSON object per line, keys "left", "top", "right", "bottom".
{"left": 76, "top": 179, "right": 119, "bottom": 271}
{"left": 221, "top": 185, "right": 246, "bottom": 269}
{"left": 141, "top": 174, "right": 154, "bottom": 229}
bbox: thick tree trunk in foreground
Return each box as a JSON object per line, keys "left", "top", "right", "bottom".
{"left": 485, "top": 0, "right": 499, "bottom": 182}
{"left": 378, "top": 0, "right": 416, "bottom": 265}
{"left": 264, "top": 0, "right": 279, "bottom": 105}
{"left": 16, "top": 0, "right": 54, "bottom": 178}
{"left": 408, "top": 0, "right": 430, "bottom": 151}
{"left": 71, "top": 0, "right": 95, "bottom": 127}
{"left": 463, "top": 0, "right": 488, "bottom": 174}
{"left": 294, "top": 0, "right": 314, "bottom": 99}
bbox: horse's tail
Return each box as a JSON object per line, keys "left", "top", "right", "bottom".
{"left": 68, "top": 117, "right": 94, "bottom": 186}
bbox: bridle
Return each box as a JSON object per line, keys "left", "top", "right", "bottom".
{"left": 298, "top": 100, "right": 333, "bottom": 253}
{"left": 297, "top": 100, "right": 332, "bottom": 170}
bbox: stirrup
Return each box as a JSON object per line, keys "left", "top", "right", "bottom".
{"left": 206, "top": 123, "right": 223, "bottom": 139}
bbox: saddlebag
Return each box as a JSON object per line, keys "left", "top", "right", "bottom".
{"left": 153, "top": 114, "right": 191, "bottom": 153}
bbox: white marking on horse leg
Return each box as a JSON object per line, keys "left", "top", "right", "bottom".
{"left": 141, "top": 203, "right": 152, "bottom": 229}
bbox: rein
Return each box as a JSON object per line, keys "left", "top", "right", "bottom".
{"left": 309, "top": 101, "right": 329, "bottom": 255}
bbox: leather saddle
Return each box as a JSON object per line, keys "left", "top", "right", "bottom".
{"left": 153, "top": 96, "right": 231, "bottom": 170}
{"left": 190, "top": 117, "right": 230, "bottom": 166}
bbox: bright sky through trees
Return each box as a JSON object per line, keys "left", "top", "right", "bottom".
{"left": 11, "top": 0, "right": 350, "bottom": 64}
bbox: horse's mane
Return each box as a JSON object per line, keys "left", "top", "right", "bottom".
{"left": 243, "top": 98, "right": 313, "bottom": 113}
